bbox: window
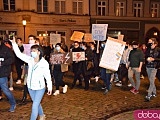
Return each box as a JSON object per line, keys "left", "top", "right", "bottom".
{"left": 97, "top": 1, "right": 106, "bottom": 16}
{"left": 3, "top": 0, "right": 15, "bottom": 11}
{"left": 73, "top": 0, "right": 83, "bottom": 14}
{"left": 151, "top": 3, "right": 160, "bottom": 17}
{"left": 133, "top": 1, "right": 143, "bottom": 17}
{"left": 37, "top": 0, "right": 48, "bottom": 12}
{"left": 116, "top": 1, "right": 125, "bottom": 16}
{"left": 55, "top": 0, "right": 66, "bottom": 13}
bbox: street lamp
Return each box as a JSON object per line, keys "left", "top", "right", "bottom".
{"left": 22, "top": 20, "right": 26, "bottom": 42}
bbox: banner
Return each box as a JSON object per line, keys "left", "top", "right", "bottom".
{"left": 50, "top": 33, "right": 61, "bottom": 45}
{"left": 84, "top": 33, "right": 95, "bottom": 43}
{"left": 50, "top": 52, "right": 72, "bottom": 64}
{"left": 70, "top": 31, "right": 84, "bottom": 42}
{"left": 72, "top": 52, "right": 85, "bottom": 61}
{"left": 92, "top": 24, "right": 108, "bottom": 41}
{"left": 99, "top": 37, "right": 126, "bottom": 71}
{"left": 23, "top": 44, "right": 33, "bottom": 56}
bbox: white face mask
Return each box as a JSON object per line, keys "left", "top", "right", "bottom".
{"left": 31, "top": 52, "right": 38, "bottom": 58}
{"left": 56, "top": 46, "right": 61, "bottom": 51}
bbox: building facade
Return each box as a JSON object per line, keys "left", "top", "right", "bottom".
{"left": 90, "top": 0, "right": 160, "bottom": 44}
{"left": 0, "top": 0, "right": 160, "bottom": 45}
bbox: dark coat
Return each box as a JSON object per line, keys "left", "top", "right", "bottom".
{"left": 0, "top": 44, "right": 15, "bottom": 77}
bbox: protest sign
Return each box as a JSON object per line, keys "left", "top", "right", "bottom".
{"left": 70, "top": 31, "right": 84, "bottom": 42}
{"left": 23, "top": 44, "right": 33, "bottom": 56}
{"left": 84, "top": 33, "right": 95, "bottom": 43}
{"left": 99, "top": 38, "right": 126, "bottom": 71}
{"left": 92, "top": 24, "right": 108, "bottom": 41}
{"left": 72, "top": 52, "right": 85, "bottom": 61}
{"left": 50, "top": 33, "right": 61, "bottom": 45}
{"left": 50, "top": 52, "right": 72, "bottom": 64}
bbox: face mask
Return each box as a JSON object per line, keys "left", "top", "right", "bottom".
{"left": 56, "top": 46, "right": 61, "bottom": 51}
{"left": 133, "top": 48, "right": 137, "bottom": 50}
{"left": 29, "top": 40, "right": 35, "bottom": 44}
{"left": 125, "top": 46, "right": 128, "bottom": 49}
{"left": 31, "top": 52, "right": 38, "bottom": 58}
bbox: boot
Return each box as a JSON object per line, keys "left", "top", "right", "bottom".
{"left": 39, "top": 114, "right": 46, "bottom": 120}
{"left": 53, "top": 90, "right": 60, "bottom": 96}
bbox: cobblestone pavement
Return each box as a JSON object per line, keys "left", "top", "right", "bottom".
{"left": 0, "top": 71, "right": 160, "bottom": 120}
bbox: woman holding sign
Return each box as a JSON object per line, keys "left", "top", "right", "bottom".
{"left": 51, "top": 43, "right": 68, "bottom": 96}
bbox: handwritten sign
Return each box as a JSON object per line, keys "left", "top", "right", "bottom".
{"left": 23, "top": 44, "right": 33, "bottom": 56}
{"left": 70, "top": 31, "right": 84, "bottom": 42}
{"left": 92, "top": 24, "right": 108, "bottom": 41}
{"left": 50, "top": 33, "right": 61, "bottom": 45}
{"left": 72, "top": 52, "right": 85, "bottom": 61}
{"left": 84, "top": 33, "right": 95, "bottom": 43}
{"left": 50, "top": 52, "right": 72, "bottom": 64}
{"left": 99, "top": 38, "right": 126, "bottom": 71}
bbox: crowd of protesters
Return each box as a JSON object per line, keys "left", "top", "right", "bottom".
{"left": 0, "top": 33, "right": 160, "bottom": 120}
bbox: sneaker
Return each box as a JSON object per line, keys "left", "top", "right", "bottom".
{"left": 39, "top": 114, "right": 46, "bottom": 120}
{"left": 101, "top": 85, "right": 106, "bottom": 90}
{"left": 9, "top": 87, "right": 14, "bottom": 91}
{"left": 62, "top": 85, "right": 68, "bottom": 94}
{"left": 127, "top": 83, "right": 132, "bottom": 87}
{"left": 53, "top": 90, "right": 60, "bottom": 96}
{"left": 130, "top": 87, "right": 135, "bottom": 93}
{"left": 114, "top": 78, "right": 119, "bottom": 83}
{"left": 152, "top": 93, "right": 157, "bottom": 97}
{"left": 115, "top": 81, "right": 122, "bottom": 87}
{"left": 95, "top": 76, "right": 99, "bottom": 82}
{"left": 9, "top": 105, "right": 16, "bottom": 112}
{"left": 16, "top": 80, "right": 21, "bottom": 84}
{"left": 133, "top": 89, "right": 139, "bottom": 94}
{"left": 104, "top": 89, "right": 109, "bottom": 95}
{"left": 145, "top": 95, "right": 151, "bottom": 102}
{"left": 140, "top": 75, "right": 144, "bottom": 79}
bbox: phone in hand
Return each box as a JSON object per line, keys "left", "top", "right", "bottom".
{"left": 9, "top": 33, "right": 14, "bottom": 40}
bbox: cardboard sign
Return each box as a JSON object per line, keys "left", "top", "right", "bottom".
{"left": 50, "top": 52, "right": 72, "bottom": 64}
{"left": 92, "top": 24, "right": 108, "bottom": 41}
{"left": 99, "top": 38, "right": 126, "bottom": 71}
{"left": 72, "top": 52, "right": 85, "bottom": 61}
{"left": 50, "top": 33, "right": 61, "bottom": 45}
{"left": 23, "top": 44, "right": 33, "bottom": 56}
{"left": 70, "top": 31, "right": 84, "bottom": 42}
{"left": 84, "top": 33, "right": 95, "bottom": 43}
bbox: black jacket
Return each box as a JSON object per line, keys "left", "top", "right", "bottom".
{"left": 0, "top": 44, "right": 15, "bottom": 77}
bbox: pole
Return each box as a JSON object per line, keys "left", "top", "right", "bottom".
{"left": 23, "top": 25, "right": 26, "bottom": 42}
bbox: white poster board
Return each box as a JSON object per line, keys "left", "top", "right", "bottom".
{"left": 72, "top": 52, "right": 85, "bottom": 61}
{"left": 23, "top": 44, "right": 33, "bottom": 56}
{"left": 92, "top": 24, "right": 108, "bottom": 41}
{"left": 99, "top": 38, "right": 126, "bottom": 71}
{"left": 50, "top": 33, "right": 61, "bottom": 45}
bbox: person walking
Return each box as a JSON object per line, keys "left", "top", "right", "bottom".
{"left": 11, "top": 37, "right": 52, "bottom": 120}
{"left": 0, "top": 38, "right": 16, "bottom": 112}
{"left": 128, "top": 41, "right": 144, "bottom": 94}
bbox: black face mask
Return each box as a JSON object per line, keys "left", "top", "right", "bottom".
{"left": 147, "top": 43, "right": 152, "bottom": 48}
{"left": 133, "top": 48, "right": 137, "bottom": 50}
{"left": 125, "top": 46, "right": 128, "bottom": 49}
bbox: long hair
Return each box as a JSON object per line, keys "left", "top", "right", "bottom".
{"left": 31, "top": 45, "right": 44, "bottom": 60}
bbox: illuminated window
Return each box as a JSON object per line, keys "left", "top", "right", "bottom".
{"left": 55, "top": 0, "right": 66, "bottom": 13}
{"left": 133, "top": 1, "right": 143, "bottom": 17}
{"left": 3, "top": 0, "right": 15, "bottom": 11}
{"left": 73, "top": 0, "right": 83, "bottom": 14}
{"left": 97, "top": 1, "right": 106, "bottom": 16}
{"left": 37, "top": 0, "right": 48, "bottom": 12}
{"left": 116, "top": 1, "right": 125, "bottom": 16}
{"left": 151, "top": 3, "right": 160, "bottom": 17}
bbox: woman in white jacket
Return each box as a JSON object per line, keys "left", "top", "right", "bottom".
{"left": 11, "top": 37, "right": 52, "bottom": 120}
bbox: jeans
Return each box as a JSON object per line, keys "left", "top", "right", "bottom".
{"left": 146, "top": 67, "right": 157, "bottom": 96}
{"left": 28, "top": 88, "right": 45, "bottom": 120}
{"left": 100, "top": 68, "right": 111, "bottom": 90}
{"left": 128, "top": 67, "right": 141, "bottom": 90}
{"left": 0, "top": 77, "right": 16, "bottom": 105}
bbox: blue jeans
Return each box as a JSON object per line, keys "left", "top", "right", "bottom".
{"left": 28, "top": 88, "right": 45, "bottom": 120}
{"left": 0, "top": 77, "right": 16, "bottom": 105}
{"left": 100, "top": 68, "right": 111, "bottom": 90}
